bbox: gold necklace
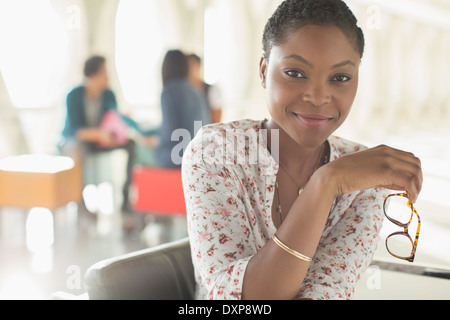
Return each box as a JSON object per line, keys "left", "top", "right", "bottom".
{"left": 276, "top": 143, "right": 329, "bottom": 223}
{"left": 278, "top": 143, "right": 328, "bottom": 195}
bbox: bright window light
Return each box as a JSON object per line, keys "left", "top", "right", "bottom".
{"left": 203, "top": 6, "right": 223, "bottom": 85}
{"left": 115, "top": 0, "right": 164, "bottom": 106}
{"left": 0, "top": 0, "right": 69, "bottom": 108}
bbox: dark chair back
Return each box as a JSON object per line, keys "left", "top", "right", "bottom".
{"left": 84, "top": 237, "right": 195, "bottom": 300}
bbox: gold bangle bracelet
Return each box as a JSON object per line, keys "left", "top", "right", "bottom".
{"left": 272, "top": 235, "right": 312, "bottom": 263}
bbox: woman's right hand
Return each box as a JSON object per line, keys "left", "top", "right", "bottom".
{"left": 316, "top": 145, "right": 423, "bottom": 203}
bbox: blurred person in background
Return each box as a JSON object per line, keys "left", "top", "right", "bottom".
{"left": 187, "top": 54, "right": 223, "bottom": 123}
{"left": 59, "top": 55, "right": 135, "bottom": 212}
{"left": 138, "top": 50, "right": 210, "bottom": 168}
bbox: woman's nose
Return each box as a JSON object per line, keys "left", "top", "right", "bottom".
{"left": 301, "top": 82, "right": 331, "bottom": 107}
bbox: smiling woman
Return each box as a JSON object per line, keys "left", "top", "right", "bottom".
{"left": 260, "top": 24, "right": 361, "bottom": 148}
{"left": 182, "top": 0, "right": 423, "bottom": 300}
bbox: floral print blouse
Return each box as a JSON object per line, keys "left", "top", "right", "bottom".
{"left": 182, "top": 119, "right": 388, "bottom": 300}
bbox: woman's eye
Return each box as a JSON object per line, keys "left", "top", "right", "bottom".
{"left": 285, "top": 70, "right": 304, "bottom": 78}
{"left": 332, "top": 74, "right": 352, "bottom": 82}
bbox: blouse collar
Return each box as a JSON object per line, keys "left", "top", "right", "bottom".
{"left": 257, "top": 119, "right": 339, "bottom": 177}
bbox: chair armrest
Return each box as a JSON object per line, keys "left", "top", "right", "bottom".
{"left": 84, "top": 237, "right": 195, "bottom": 300}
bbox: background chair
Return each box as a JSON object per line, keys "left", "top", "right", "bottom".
{"left": 84, "top": 237, "right": 195, "bottom": 300}
{"left": 132, "top": 166, "right": 186, "bottom": 216}
{"left": 0, "top": 154, "right": 82, "bottom": 210}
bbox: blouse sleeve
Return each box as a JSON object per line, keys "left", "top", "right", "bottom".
{"left": 182, "top": 130, "right": 257, "bottom": 300}
{"left": 296, "top": 187, "right": 389, "bottom": 300}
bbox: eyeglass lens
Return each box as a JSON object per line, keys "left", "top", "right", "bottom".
{"left": 384, "top": 195, "right": 419, "bottom": 260}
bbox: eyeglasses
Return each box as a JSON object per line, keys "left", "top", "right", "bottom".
{"left": 383, "top": 192, "right": 421, "bottom": 262}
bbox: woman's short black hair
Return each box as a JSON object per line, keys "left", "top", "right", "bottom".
{"left": 262, "top": 0, "right": 365, "bottom": 59}
{"left": 83, "top": 55, "right": 106, "bottom": 77}
{"left": 162, "top": 50, "right": 189, "bottom": 85}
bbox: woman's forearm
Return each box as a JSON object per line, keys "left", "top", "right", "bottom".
{"left": 242, "top": 168, "right": 337, "bottom": 300}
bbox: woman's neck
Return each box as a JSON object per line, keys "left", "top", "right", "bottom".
{"left": 264, "top": 118, "right": 326, "bottom": 175}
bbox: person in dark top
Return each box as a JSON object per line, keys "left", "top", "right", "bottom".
{"left": 140, "top": 50, "right": 210, "bottom": 168}
{"left": 187, "top": 54, "right": 223, "bottom": 124}
{"left": 60, "top": 55, "right": 135, "bottom": 212}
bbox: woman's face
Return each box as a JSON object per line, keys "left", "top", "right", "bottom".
{"left": 260, "top": 24, "right": 361, "bottom": 149}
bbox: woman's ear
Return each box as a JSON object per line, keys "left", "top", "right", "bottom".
{"left": 259, "top": 56, "right": 267, "bottom": 89}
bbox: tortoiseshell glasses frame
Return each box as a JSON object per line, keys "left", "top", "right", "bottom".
{"left": 383, "top": 192, "right": 421, "bottom": 263}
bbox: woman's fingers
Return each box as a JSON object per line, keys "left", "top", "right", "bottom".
{"left": 326, "top": 144, "right": 423, "bottom": 202}
{"left": 375, "top": 145, "right": 423, "bottom": 201}
{"left": 382, "top": 170, "right": 421, "bottom": 203}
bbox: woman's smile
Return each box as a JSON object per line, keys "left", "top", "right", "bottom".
{"left": 292, "top": 113, "right": 334, "bottom": 129}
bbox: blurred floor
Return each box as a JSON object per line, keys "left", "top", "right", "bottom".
{"left": 0, "top": 185, "right": 188, "bottom": 299}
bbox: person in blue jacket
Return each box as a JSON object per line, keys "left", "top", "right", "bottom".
{"left": 140, "top": 50, "right": 210, "bottom": 168}
{"left": 60, "top": 55, "right": 135, "bottom": 212}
